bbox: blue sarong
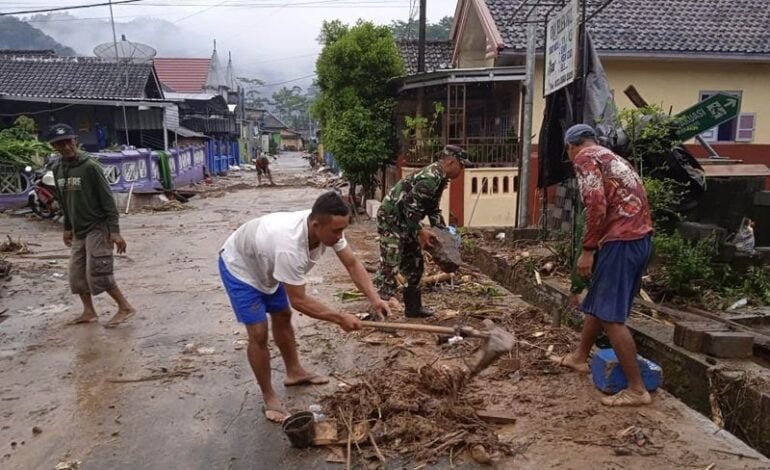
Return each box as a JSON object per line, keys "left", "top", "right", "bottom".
{"left": 581, "top": 235, "right": 652, "bottom": 323}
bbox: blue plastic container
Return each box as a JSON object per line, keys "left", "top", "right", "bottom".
{"left": 591, "top": 348, "right": 662, "bottom": 394}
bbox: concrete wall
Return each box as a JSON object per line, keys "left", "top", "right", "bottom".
{"left": 463, "top": 167, "right": 519, "bottom": 227}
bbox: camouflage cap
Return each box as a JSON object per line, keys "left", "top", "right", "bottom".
{"left": 442, "top": 145, "right": 473, "bottom": 167}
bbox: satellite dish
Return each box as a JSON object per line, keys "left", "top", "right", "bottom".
{"left": 94, "top": 35, "right": 156, "bottom": 63}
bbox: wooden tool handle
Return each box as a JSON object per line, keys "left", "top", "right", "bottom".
{"left": 361, "top": 321, "right": 487, "bottom": 338}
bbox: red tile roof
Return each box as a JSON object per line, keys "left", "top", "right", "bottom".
{"left": 153, "top": 58, "right": 210, "bottom": 93}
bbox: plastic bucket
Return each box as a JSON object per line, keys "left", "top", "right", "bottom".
{"left": 282, "top": 411, "right": 316, "bottom": 448}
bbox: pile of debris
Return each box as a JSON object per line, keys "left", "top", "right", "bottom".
{"left": 307, "top": 167, "right": 347, "bottom": 190}
{"left": 0, "top": 235, "right": 30, "bottom": 255}
{"left": 147, "top": 200, "right": 190, "bottom": 212}
{"left": 319, "top": 364, "right": 513, "bottom": 465}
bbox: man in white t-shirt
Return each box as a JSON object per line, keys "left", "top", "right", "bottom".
{"left": 219, "top": 191, "right": 391, "bottom": 422}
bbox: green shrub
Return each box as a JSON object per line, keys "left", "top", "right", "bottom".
{"left": 653, "top": 232, "right": 716, "bottom": 296}
{"left": 718, "top": 266, "right": 770, "bottom": 305}
{"left": 0, "top": 116, "right": 51, "bottom": 168}
{"left": 643, "top": 176, "right": 684, "bottom": 232}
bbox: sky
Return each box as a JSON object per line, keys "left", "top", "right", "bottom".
{"left": 6, "top": 0, "right": 458, "bottom": 93}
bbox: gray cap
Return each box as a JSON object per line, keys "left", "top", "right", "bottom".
{"left": 564, "top": 124, "right": 596, "bottom": 144}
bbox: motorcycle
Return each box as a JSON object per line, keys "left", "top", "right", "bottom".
{"left": 24, "top": 161, "right": 62, "bottom": 219}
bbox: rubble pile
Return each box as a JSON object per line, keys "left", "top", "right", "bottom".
{"left": 320, "top": 364, "right": 512, "bottom": 464}
{"left": 306, "top": 167, "right": 347, "bottom": 190}
{"left": 148, "top": 200, "right": 189, "bottom": 212}
{"left": 0, "top": 235, "right": 30, "bottom": 254}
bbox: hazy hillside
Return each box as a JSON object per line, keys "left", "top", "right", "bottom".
{"left": 0, "top": 16, "right": 76, "bottom": 55}
{"left": 27, "top": 13, "right": 208, "bottom": 59}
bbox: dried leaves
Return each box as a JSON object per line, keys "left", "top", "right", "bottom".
{"left": 320, "top": 365, "right": 512, "bottom": 465}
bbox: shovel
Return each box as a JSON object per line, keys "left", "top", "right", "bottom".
{"left": 360, "top": 321, "right": 515, "bottom": 376}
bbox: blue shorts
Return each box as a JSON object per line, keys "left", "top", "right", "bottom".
{"left": 218, "top": 256, "right": 290, "bottom": 325}
{"left": 581, "top": 235, "right": 652, "bottom": 324}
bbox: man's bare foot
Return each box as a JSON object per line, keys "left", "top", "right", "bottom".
{"left": 68, "top": 312, "right": 98, "bottom": 325}
{"left": 262, "top": 397, "right": 290, "bottom": 423}
{"left": 105, "top": 307, "right": 136, "bottom": 328}
{"left": 550, "top": 353, "right": 590, "bottom": 373}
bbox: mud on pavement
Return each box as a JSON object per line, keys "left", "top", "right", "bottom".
{"left": 0, "top": 153, "right": 767, "bottom": 469}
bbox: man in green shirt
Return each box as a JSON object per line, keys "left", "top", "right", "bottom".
{"left": 49, "top": 124, "right": 135, "bottom": 328}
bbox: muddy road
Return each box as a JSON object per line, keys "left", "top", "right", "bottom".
{"left": 1, "top": 153, "right": 348, "bottom": 469}
{"left": 1, "top": 152, "right": 767, "bottom": 469}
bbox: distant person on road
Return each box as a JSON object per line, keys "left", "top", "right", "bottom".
{"left": 255, "top": 155, "right": 274, "bottom": 186}
{"left": 219, "top": 191, "right": 391, "bottom": 422}
{"left": 375, "top": 145, "right": 470, "bottom": 317}
{"left": 48, "top": 123, "right": 135, "bottom": 328}
{"left": 553, "top": 124, "right": 654, "bottom": 407}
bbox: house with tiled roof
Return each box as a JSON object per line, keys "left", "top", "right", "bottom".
{"left": 245, "top": 109, "right": 304, "bottom": 152}
{"left": 153, "top": 45, "right": 242, "bottom": 144}
{"left": 455, "top": 0, "right": 770, "bottom": 152}
{"left": 390, "top": 0, "right": 770, "bottom": 228}
{"left": 0, "top": 54, "right": 171, "bottom": 151}
{"left": 154, "top": 57, "right": 213, "bottom": 94}
{"left": 396, "top": 40, "right": 454, "bottom": 75}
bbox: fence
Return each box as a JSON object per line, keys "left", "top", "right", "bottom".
{"left": 402, "top": 137, "right": 519, "bottom": 167}
{"left": 324, "top": 151, "right": 340, "bottom": 174}
{"left": 206, "top": 139, "right": 241, "bottom": 175}
{"left": 0, "top": 144, "right": 209, "bottom": 210}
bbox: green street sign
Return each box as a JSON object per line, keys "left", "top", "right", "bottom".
{"left": 674, "top": 93, "right": 741, "bottom": 141}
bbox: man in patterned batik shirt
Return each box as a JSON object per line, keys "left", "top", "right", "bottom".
{"left": 554, "top": 124, "right": 654, "bottom": 407}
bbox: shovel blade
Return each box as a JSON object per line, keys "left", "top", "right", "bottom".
{"left": 470, "top": 327, "right": 515, "bottom": 376}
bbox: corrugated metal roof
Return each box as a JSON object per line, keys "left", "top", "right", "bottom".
{"left": 153, "top": 58, "right": 211, "bottom": 93}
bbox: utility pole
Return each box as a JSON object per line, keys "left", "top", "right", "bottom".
{"left": 517, "top": 21, "right": 536, "bottom": 227}
{"left": 417, "top": 0, "right": 426, "bottom": 73}
{"left": 108, "top": 0, "right": 131, "bottom": 147}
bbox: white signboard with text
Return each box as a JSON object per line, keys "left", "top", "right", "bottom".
{"left": 545, "top": 0, "right": 579, "bottom": 96}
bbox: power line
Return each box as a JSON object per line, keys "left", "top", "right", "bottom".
{"left": 0, "top": 0, "right": 406, "bottom": 17}
{"left": 172, "top": 0, "right": 228, "bottom": 23}
{"left": 260, "top": 74, "right": 315, "bottom": 87}
{"left": 0, "top": 0, "right": 143, "bottom": 16}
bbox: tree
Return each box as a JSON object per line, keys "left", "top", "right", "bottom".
{"left": 238, "top": 76, "right": 270, "bottom": 109}
{"left": 317, "top": 19, "right": 349, "bottom": 46}
{"left": 271, "top": 86, "right": 310, "bottom": 130}
{"left": 313, "top": 20, "right": 404, "bottom": 202}
{"left": 388, "top": 16, "right": 453, "bottom": 41}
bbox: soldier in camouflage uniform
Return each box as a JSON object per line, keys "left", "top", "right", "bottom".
{"left": 375, "top": 145, "right": 471, "bottom": 317}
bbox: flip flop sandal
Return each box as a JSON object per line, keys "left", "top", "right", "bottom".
{"left": 284, "top": 375, "right": 330, "bottom": 387}
{"left": 549, "top": 355, "right": 590, "bottom": 373}
{"left": 262, "top": 405, "right": 290, "bottom": 423}
{"left": 600, "top": 389, "right": 652, "bottom": 407}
